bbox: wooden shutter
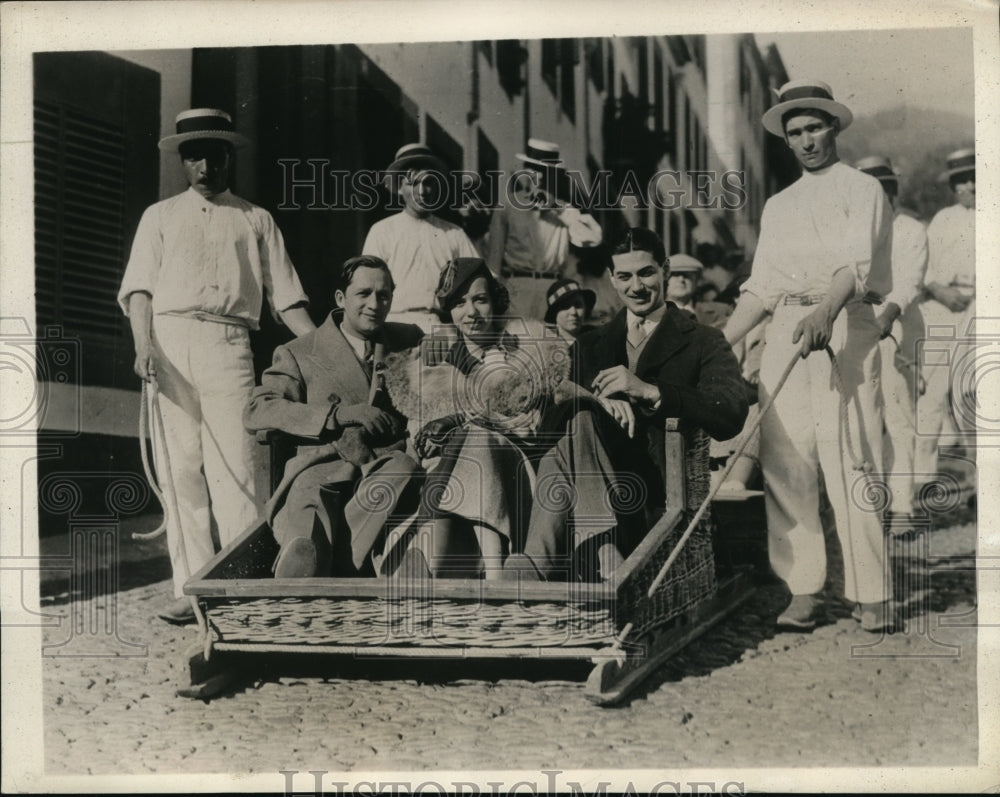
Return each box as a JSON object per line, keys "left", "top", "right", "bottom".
{"left": 33, "top": 51, "right": 159, "bottom": 387}
{"left": 35, "top": 101, "right": 127, "bottom": 337}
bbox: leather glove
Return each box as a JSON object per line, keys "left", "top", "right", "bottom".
{"left": 414, "top": 414, "right": 464, "bottom": 460}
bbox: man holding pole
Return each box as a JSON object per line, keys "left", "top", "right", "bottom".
{"left": 723, "top": 80, "right": 896, "bottom": 633}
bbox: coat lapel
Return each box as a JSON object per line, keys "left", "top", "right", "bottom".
{"left": 596, "top": 309, "right": 630, "bottom": 369}
{"left": 310, "top": 314, "right": 371, "bottom": 404}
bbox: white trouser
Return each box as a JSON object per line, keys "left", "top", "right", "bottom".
{"left": 914, "top": 299, "right": 976, "bottom": 479}
{"left": 879, "top": 303, "right": 925, "bottom": 514}
{"left": 759, "top": 301, "right": 889, "bottom": 604}
{"left": 151, "top": 314, "right": 259, "bottom": 598}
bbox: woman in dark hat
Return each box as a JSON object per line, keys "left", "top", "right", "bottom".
{"left": 544, "top": 278, "right": 597, "bottom": 343}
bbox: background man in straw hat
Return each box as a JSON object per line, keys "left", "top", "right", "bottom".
{"left": 486, "top": 138, "right": 603, "bottom": 321}
{"left": 723, "top": 79, "right": 896, "bottom": 633}
{"left": 914, "top": 147, "right": 976, "bottom": 486}
{"left": 362, "top": 143, "right": 478, "bottom": 332}
{"left": 855, "top": 155, "right": 929, "bottom": 529}
{"left": 118, "top": 108, "right": 316, "bottom": 624}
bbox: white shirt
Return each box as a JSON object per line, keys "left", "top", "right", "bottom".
{"left": 118, "top": 188, "right": 309, "bottom": 328}
{"left": 885, "top": 212, "right": 928, "bottom": 313}
{"left": 362, "top": 212, "right": 478, "bottom": 312}
{"left": 925, "top": 203, "right": 975, "bottom": 293}
{"left": 341, "top": 326, "right": 371, "bottom": 364}
{"left": 743, "top": 162, "right": 893, "bottom": 313}
{"left": 486, "top": 204, "right": 602, "bottom": 275}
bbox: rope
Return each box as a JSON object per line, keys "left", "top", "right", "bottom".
{"left": 613, "top": 349, "right": 802, "bottom": 649}
{"left": 133, "top": 379, "right": 168, "bottom": 541}
{"left": 824, "top": 345, "right": 875, "bottom": 474}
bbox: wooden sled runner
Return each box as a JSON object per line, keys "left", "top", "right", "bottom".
{"left": 181, "top": 419, "right": 761, "bottom": 705}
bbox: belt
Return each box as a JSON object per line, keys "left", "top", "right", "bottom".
{"left": 161, "top": 310, "right": 250, "bottom": 328}
{"left": 782, "top": 294, "right": 824, "bottom": 306}
{"left": 782, "top": 292, "right": 883, "bottom": 306}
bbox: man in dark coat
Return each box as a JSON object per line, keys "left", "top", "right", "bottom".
{"left": 244, "top": 255, "right": 424, "bottom": 577}
{"left": 506, "top": 227, "right": 748, "bottom": 580}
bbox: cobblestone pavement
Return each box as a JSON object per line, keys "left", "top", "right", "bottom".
{"left": 39, "top": 519, "right": 980, "bottom": 779}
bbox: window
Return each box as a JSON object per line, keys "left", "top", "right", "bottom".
{"left": 692, "top": 117, "right": 702, "bottom": 170}
{"left": 653, "top": 47, "right": 664, "bottom": 133}
{"left": 683, "top": 97, "right": 691, "bottom": 169}
{"left": 496, "top": 40, "right": 526, "bottom": 98}
{"left": 478, "top": 40, "right": 493, "bottom": 66}
{"left": 542, "top": 38, "right": 578, "bottom": 122}
{"left": 477, "top": 129, "right": 499, "bottom": 208}
{"left": 35, "top": 102, "right": 126, "bottom": 339}
{"left": 542, "top": 39, "right": 558, "bottom": 96}
{"left": 636, "top": 37, "right": 648, "bottom": 102}
{"left": 739, "top": 45, "right": 750, "bottom": 103}
{"left": 33, "top": 51, "right": 159, "bottom": 388}
{"left": 667, "top": 68, "right": 677, "bottom": 164}
{"left": 586, "top": 38, "right": 604, "bottom": 93}
{"left": 690, "top": 35, "right": 706, "bottom": 74}
{"left": 559, "top": 39, "right": 578, "bottom": 121}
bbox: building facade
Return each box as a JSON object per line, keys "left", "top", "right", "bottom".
{"left": 32, "top": 35, "right": 792, "bottom": 460}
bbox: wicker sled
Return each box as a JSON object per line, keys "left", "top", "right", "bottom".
{"left": 181, "top": 419, "right": 759, "bottom": 705}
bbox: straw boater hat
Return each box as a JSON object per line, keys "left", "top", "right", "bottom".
{"left": 939, "top": 147, "right": 975, "bottom": 182}
{"left": 544, "top": 279, "right": 596, "bottom": 324}
{"left": 855, "top": 155, "right": 901, "bottom": 184}
{"left": 667, "top": 253, "right": 704, "bottom": 275}
{"left": 158, "top": 108, "right": 250, "bottom": 152}
{"left": 761, "top": 79, "right": 854, "bottom": 138}
{"left": 516, "top": 138, "right": 565, "bottom": 170}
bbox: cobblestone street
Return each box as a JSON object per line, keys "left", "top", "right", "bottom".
{"left": 37, "top": 517, "right": 982, "bottom": 781}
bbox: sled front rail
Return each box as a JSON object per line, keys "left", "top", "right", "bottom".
{"left": 187, "top": 507, "right": 688, "bottom": 656}
{"left": 182, "top": 418, "right": 759, "bottom": 701}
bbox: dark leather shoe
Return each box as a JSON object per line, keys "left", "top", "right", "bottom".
{"left": 776, "top": 594, "right": 822, "bottom": 631}
{"left": 157, "top": 597, "right": 196, "bottom": 625}
{"left": 501, "top": 553, "right": 544, "bottom": 582}
{"left": 273, "top": 537, "right": 318, "bottom": 578}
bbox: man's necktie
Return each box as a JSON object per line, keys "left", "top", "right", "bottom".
{"left": 362, "top": 339, "right": 375, "bottom": 380}
{"left": 627, "top": 316, "right": 646, "bottom": 348}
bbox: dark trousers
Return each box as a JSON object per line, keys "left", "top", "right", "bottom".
{"left": 523, "top": 405, "right": 664, "bottom": 578}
